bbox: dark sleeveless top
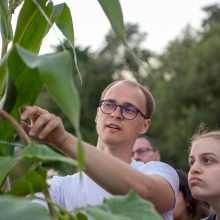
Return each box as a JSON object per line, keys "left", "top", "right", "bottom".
{"left": 203, "top": 213, "right": 216, "bottom": 220}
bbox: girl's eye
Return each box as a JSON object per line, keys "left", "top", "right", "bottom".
{"left": 203, "top": 158, "right": 215, "bottom": 165}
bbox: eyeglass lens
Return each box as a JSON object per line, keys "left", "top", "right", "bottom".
{"left": 133, "top": 148, "right": 155, "bottom": 156}
{"left": 100, "top": 101, "right": 138, "bottom": 120}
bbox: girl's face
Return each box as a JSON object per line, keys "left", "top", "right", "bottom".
{"left": 188, "top": 137, "right": 220, "bottom": 203}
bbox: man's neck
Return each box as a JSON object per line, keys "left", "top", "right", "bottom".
{"left": 96, "top": 140, "right": 132, "bottom": 164}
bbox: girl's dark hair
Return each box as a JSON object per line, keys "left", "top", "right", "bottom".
{"left": 176, "top": 169, "right": 197, "bottom": 217}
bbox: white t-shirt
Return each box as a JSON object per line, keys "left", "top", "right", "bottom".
{"left": 35, "top": 160, "right": 179, "bottom": 220}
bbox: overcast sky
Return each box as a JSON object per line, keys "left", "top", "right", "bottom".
{"left": 1, "top": 0, "right": 219, "bottom": 55}
{"left": 40, "top": 0, "right": 218, "bottom": 54}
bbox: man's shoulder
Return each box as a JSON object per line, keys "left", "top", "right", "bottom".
{"left": 131, "top": 160, "right": 177, "bottom": 177}
{"left": 131, "top": 159, "right": 174, "bottom": 170}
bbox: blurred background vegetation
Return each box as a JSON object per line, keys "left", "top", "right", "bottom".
{"left": 36, "top": 3, "right": 220, "bottom": 173}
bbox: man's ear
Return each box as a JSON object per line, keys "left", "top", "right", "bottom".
{"left": 155, "top": 151, "right": 161, "bottom": 161}
{"left": 140, "top": 119, "right": 151, "bottom": 134}
{"left": 95, "top": 107, "right": 99, "bottom": 123}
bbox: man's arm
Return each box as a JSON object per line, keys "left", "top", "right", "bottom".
{"left": 21, "top": 106, "right": 176, "bottom": 213}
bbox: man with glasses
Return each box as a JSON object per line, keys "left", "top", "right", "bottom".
{"left": 132, "top": 135, "right": 161, "bottom": 162}
{"left": 21, "top": 80, "right": 178, "bottom": 220}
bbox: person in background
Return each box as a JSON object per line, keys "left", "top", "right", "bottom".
{"left": 132, "top": 134, "right": 160, "bottom": 162}
{"left": 46, "top": 168, "right": 60, "bottom": 184}
{"left": 21, "top": 80, "right": 179, "bottom": 220}
{"left": 174, "top": 169, "right": 210, "bottom": 220}
{"left": 188, "top": 129, "right": 220, "bottom": 220}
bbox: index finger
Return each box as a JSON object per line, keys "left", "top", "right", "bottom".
{"left": 20, "top": 106, "right": 48, "bottom": 122}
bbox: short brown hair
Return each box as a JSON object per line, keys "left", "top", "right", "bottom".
{"left": 100, "top": 80, "right": 156, "bottom": 119}
{"left": 137, "top": 134, "right": 157, "bottom": 150}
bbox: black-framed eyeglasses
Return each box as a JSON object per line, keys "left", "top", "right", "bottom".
{"left": 99, "top": 100, "right": 147, "bottom": 120}
{"left": 132, "top": 147, "right": 155, "bottom": 156}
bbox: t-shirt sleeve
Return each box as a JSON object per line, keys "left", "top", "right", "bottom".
{"left": 133, "top": 160, "right": 179, "bottom": 200}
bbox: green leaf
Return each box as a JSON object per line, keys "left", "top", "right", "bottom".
{"left": 0, "top": 45, "right": 43, "bottom": 156}
{"left": 13, "top": 0, "right": 53, "bottom": 52}
{"left": 97, "top": 0, "right": 146, "bottom": 73}
{"left": 0, "top": 0, "right": 13, "bottom": 45}
{"left": 19, "top": 142, "right": 77, "bottom": 166}
{"left": 0, "top": 195, "right": 52, "bottom": 220}
{"left": 2, "top": 74, "right": 17, "bottom": 113}
{"left": 10, "top": 168, "right": 48, "bottom": 196}
{"left": 0, "top": 44, "right": 11, "bottom": 100}
{"left": 85, "top": 191, "right": 162, "bottom": 220}
{"left": 53, "top": 3, "right": 74, "bottom": 48}
{"left": 15, "top": 45, "right": 81, "bottom": 131}
{"left": 75, "top": 212, "right": 88, "bottom": 220}
{"left": 1, "top": 1, "right": 82, "bottom": 157}
{"left": 38, "top": 52, "right": 81, "bottom": 131}
{"left": 8, "top": 45, "right": 43, "bottom": 110}
{"left": 16, "top": 43, "right": 84, "bottom": 169}
{"left": 1, "top": 0, "right": 55, "bottom": 109}
{"left": 53, "top": 3, "right": 82, "bottom": 84}
{"left": 97, "top": 0, "right": 126, "bottom": 45}
{"left": 0, "top": 156, "right": 17, "bottom": 186}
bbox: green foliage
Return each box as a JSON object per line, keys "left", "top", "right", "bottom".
{"left": 85, "top": 191, "right": 162, "bottom": 220}
{"left": 15, "top": 45, "right": 80, "bottom": 130}
{"left": 98, "top": 0, "right": 126, "bottom": 45}
{"left": 202, "top": 3, "right": 220, "bottom": 29}
{"left": 10, "top": 168, "right": 48, "bottom": 196}
{"left": 19, "top": 142, "right": 77, "bottom": 166}
{"left": 147, "top": 4, "right": 220, "bottom": 170}
{"left": 0, "top": 191, "right": 161, "bottom": 220}
{"left": 0, "top": 156, "right": 17, "bottom": 185}
{"left": 0, "top": 196, "right": 51, "bottom": 220}
{"left": 0, "top": 0, "right": 81, "bottom": 157}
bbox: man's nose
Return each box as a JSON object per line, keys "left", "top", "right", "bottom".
{"left": 110, "top": 106, "right": 123, "bottom": 119}
{"left": 132, "top": 152, "right": 140, "bottom": 161}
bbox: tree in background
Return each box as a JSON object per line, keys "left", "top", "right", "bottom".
{"left": 100, "top": 23, "right": 152, "bottom": 81}
{"left": 148, "top": 3, "right": 220, "bottom": 170}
